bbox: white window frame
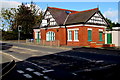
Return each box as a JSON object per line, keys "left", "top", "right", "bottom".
{"left": 67, "top": 30, "right": 72, "bottom": 41}
{"left": 74, "top": 30, "right": 79, "bottom": 41}
{"left": 46, "top": 31, "right": 55, "bottom": 41}
{"left": 67, "top": 28, "right": 79, "bottom": 41}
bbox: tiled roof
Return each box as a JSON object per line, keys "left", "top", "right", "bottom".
{"left": 66, "top": 8, "right": 99, "bottom": 25}
{"left": 47, "top": 7, "right": 106, "bottom": 25}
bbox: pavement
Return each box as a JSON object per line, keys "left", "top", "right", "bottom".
{"left": 3, "top": 40, "right": 72, "bottom": 50}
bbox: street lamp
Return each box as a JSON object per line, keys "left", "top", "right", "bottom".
{"left": 18, "top": 25, "right": 22, "bottom": 43}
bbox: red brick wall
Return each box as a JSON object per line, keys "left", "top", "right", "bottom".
{"left": 40, "top": 28, "right": 67, "bottom": 46}
{"left": 66, "top": 26, "right": 105, "bottom": 46}
{"left": 40, "top": 26, "right": 105, "bottom": 47}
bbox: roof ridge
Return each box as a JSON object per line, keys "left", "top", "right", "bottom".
{"left": 48, "top": 7, "right": 79, "bottom": 12}
{"left": 70, "top": 8, "right": 99, "bottom": 15}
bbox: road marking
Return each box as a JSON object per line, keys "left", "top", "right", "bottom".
{"left": 26, "top": 68, "right": 34, "bottom": 71}
{"left": 13, "top": 46, "right": 39, "bottom": 52}
{"left": 42, "top": 69, "right": 54, "bottom": 73}
{"left": 25, "top": 61, "right": 46, "bottom": 70}
{"left": 9, "top": 48, "right": 31, "bottom": 54}
{"left": 17, "top": 70, "right": 24, "bottom": 73}
{"left": 1, "top": 51, "right": 22, "bottom": 61}
{"left": 11, "top": 46, "right": 53, "bottom": 54}
{"left": 33, "top": 72, "right": 44, "bottom": 76}
{"left": 1, "top": 51, "right": 49, "bottom": 71}
{"left": 43, "top": 76, "right": 51, "bottom": 80}
{"left": 23, "top": 74, "right": 32, "bottom": 78}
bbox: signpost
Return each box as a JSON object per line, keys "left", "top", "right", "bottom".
{"left": 18, "top": 25, "right": 22, "bottom": 43}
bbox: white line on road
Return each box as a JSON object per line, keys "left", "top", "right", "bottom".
{"left": 13, "top": 46, "right": 39, "bottom": 52}
{"left": 12, "top": 46, "right": 53, "bottom": 54}
{"left": 1, "top": 51, "right": 22, "bottom": 61}
{"left": 1, "top": 51, "right": 48, "bottom": 71}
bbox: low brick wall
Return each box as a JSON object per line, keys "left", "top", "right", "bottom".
{"left": 90, "top": 42, "right": 115, "bottom": 48}
{"left": 34, "top": 40, "right": 60, "bottom": 47}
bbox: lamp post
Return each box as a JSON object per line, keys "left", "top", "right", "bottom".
{"left": 18, "top": 25, "right": 22, "bottom": 43}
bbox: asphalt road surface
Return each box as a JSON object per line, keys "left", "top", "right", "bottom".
{"left": 1, "top": 42, "right": 67, "bottom": 63}
{"left": 1, "top": 42, "right": 120, "bottom": 80}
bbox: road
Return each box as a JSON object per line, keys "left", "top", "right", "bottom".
{"left": 1, "top": 42, "right": 120, "bottom": 64}
{"left": 1, "top": 42, "right": 68, "bottom": 63}
{"left": 1, "top": 41, "right": 120, "bottom": 80}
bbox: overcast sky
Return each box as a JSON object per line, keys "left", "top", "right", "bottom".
{"left": 0, "top": 0, "right": 119, "bottom": 23}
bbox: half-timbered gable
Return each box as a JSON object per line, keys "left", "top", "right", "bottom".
{"left": 87, "top": 12, "right": 108, "bottom": 25}
{"left": 41, "top": 11, "right": 58, "bottom": 27}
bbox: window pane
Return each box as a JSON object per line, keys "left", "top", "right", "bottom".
{"left": 88, "top": 30, "right": 92, "bottom": 41}
{"left": 74, "top": 30, "right": 78, "bottom": 40}
{"left": 69, "top": 31, "right": 72, "bottom": 40}
{"left": 46, "top": 32, "right": 49, "bottom": 41}
{"left": 99, "top": 32, "right": 103, "bottom": 41}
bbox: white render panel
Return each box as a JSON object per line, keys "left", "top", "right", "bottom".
{"left": 105, "top": 33, "right": 107, "bottom": 44}
{"left": 118, "top": 31, "right": 120, "bottom": 46}
{"left": 112, "top": 31, "right": 119, "bottom": 46}
{"left": 50, "top": 18, "right": 55, "bottom": 21}
{"left": 33, "top": 29, "right": 40, "bottom": 39}
{"left": 94, "top": 13, "right": 100, "bottom": 16}
{"left": 41, "top": 20, "right": 47, "bottom": 26}
{"left": 42, "top": 20, "right": 47, "bottom": 23}
{"left": 46, "top": 11, "right": 50, "bottom": 15}
{"left": 33, "top": 29, "right": 40, "bottom": 32}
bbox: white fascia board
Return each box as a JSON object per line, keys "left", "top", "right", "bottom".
{"left": 66, "top": 24, "right": 83, "bottom": 27}
{"left": 84, "top": 24, "right": 106, "bottom": 28}
{"left": 67, "top": 28, "right": 79, "bottom": 31}
{"left": 66, "top": 24, "right": 106, "bottom": 28}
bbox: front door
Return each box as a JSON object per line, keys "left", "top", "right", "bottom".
{"left": 37, "top": 32, "right": 40, "bottom": 43}
{"left": 107, "top": 33, "right": 112, "bottom": 44}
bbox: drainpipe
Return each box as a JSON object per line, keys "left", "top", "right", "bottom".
{"left": 65, "top": 25, "right": 67, "bottom": 45}
{"left": 63, "top": 14, "right": 70, "bottom": 45}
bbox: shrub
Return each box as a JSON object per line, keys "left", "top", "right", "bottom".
{"left": 2, "top": 31, "right": 18, "bottom": 40}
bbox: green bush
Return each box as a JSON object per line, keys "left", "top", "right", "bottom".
{"left": 2, "top": 31, "right": 18, "bottom": 40}
{"left": 2, "top": 31, "right": 33, "bottom": 40}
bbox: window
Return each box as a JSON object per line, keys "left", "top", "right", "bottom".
{"left": 68, "top": 30, "right": 72, "bottom": 41}
{"left": 99, "top": 32, "right": 103, "bottom": 41}
{"left": 46, "top": 31, "right": 55, "bottom": 41}
{"left": 88, "top": 30, "right": 92, "bottom": 41}
{"left": 74, "top": 30, "right": 78, "bottom": 41}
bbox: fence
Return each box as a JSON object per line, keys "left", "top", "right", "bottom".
{"left": 26, "top": 39, "right": 34, "bottom": 43}
{"left": 34, "top": 40, "right": 60, "bottom": 47}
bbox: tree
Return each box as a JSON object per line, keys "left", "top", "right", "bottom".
{"left": 1, "top": 8, "right": 17, "bottom": 31}
{"left": 114, "top": 23, "right": 120, "bottom": 27}
{"left": 105, "top": 18, "right": 120, "bottom": 30}
{"left": 1, "top": 2, "right": 43, "bottom": 39}
{"left": 15, "top": 2, "right": 43, "bottom": 38}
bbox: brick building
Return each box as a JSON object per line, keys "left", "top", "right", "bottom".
{"left": 34, "top": 7, "right": 110, "bottom": 47}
